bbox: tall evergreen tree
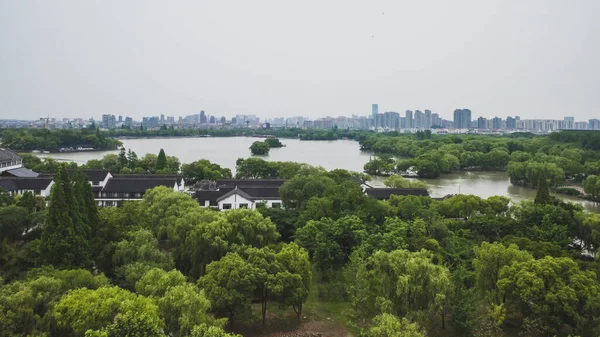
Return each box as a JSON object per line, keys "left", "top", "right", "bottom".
{"left": 126, "top": 149, "right": 138, "bottom": 169}
{"left": 534, "top": 174, "right": 552, "bottom": 205}
{"left": 118, "top": 147, "right": 128, "bottom": 169}
{"left": 40, "top": 167, "right": 90, "bottom": 268}
{"left": 156, "top": 149, "right": 167, "bottom": 171}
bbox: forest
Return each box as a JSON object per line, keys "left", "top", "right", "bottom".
{"left": 4, "top": 147, "right": 600, "bottom": 337}
{"left": 361, "top": 131, "right": 600, "bottom": 199}
{"left": 0, "top": 128, "right": 121, "bottom": 152}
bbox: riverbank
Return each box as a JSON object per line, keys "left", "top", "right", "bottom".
{"left": 33, "top": 137, "right": 600, "bottom": 213}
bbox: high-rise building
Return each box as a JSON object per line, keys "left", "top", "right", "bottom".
{"left": 506, "top": 116, "right": 517, "bottom": 130}
{"left": 424, "top": 110, "right": 432, "bottom": 129}
{"left": 492, "top": 117, "right": 502, "bottom": 130}
{"left": 477, "top": 117, "right": 487, "bottom": 129}
{"left": 405, "top": 110, "right": 413, "bottom": 129}
{"left": 118, "top": 115, "right": 123, "bottom": 123}
{"left": 432, "top": 113, "right": 440, "bottom": 127}
{"left": 200, "top": 110, "right": 207, "bottom": 124}
{"left": 414, "top": 110, "right": 424, "bottom": 129}
{"left": 372, "top": 104, "right": 379, "bottom": 127}
{"left": 383, "top": 111, "right": 400, "bottom": 129}
{"left": 101, "top": 114, "right": 116, "bottom": 129}
{"left": 209, "top": 116, "right": 216, "bottom": 124}
{"left": 453, "top": 109, "right": 472, "bottom": 129}
{"left": 589, "top": 119, "right": 600, "bottom": 130}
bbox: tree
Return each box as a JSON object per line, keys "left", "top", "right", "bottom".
{"left": 0, "top": 205, "right": 30, "bottom": 242}
{"left": 40, "top": 167, "right": 89, "bottom": 268}
{"left": 349, "top": 249, "right": 452, "bottom": 325}
{"left": 383, "top": 175, "right": 428, "bottom": 189}
{"left": 135, "top": 268, "right": 186, "bottom": 297}
{"left": 181, "top": 159, "right": 232, "bottom": 184}
{"left": 198, "top": 253, "right": 256, "bottom": 326}
{"left": 498, "top": 256, "right": 600, "bottom": 336}
{"left": 250, "top": 141, "right": 270, "bottom": 155}
{"left": 534, "top": 174, "right": 552, "bottom": 205}
{"left": 365, "top": 314, "right": 426, "bottom": 337}
{"left": 244, "top": 247, "right": 282, "bottom": 326}
{"left": 473, "top": 242, "right": 533, "bottom": 305}
{"left": 189, "top": 324, "right": 241, "bottom": 337}
{"left": 126, "top": 149, "right": 138, "bottom": 169}
{"left": 158, "top": 283, "right": 222, "bottom": 337}
{"left": 52, "top": 286, "right": 163, "bottom": 336}
{"left": 113, "top": 229, "right": 174, "bottom": 289}
{"left": 182, "top": 209, "right": 280, "bottom": 278}
{"left": 156, "top": 149, "right": 168, "bottom": 171}
{"left": 584, "top": 175, "right": 600, "bottom": 200}
{"left": 264, "top": 138, "right": 283, "bottom": 148}
{"left": 274, "top": 243, "right": 312, "bottom": 323}
{"left": 118, "top": 147, "right": 128, "bottom": 169}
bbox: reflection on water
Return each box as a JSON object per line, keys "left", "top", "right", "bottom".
{"left": 37, "top": 137, "right": 600, "bottom": 213}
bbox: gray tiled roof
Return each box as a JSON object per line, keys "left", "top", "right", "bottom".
{"left": 0, "top": 148, "right": 21, "bottom": 162}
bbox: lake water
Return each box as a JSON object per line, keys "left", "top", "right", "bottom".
{"left": 37, "top": 136, "right": 600, "bottom": 212}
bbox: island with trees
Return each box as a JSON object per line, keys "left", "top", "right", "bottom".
{"left": 3, "top": 148, "right": 600, "bottom": 337}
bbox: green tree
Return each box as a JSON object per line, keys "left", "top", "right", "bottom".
{"left": 135, "top": 268, "right": 186, "bottom": 297}
{"left": 189, "top": 324, "right": 241, "bottom": 337}
{"left": 250, "top": 141, "right": 270, "bottom": 155}
{"left": 158, "top": 283, "right": 222, "bottom": 337}
{"left": 383, "top": 175, "right": 428, "bottom": 189}
{"left": 264, "top": 138, "right": 283, "bottom": 148}
{"left": 473, "top": 242, "right": 533, "bottom": 305}
{"left": 498, "top": 256, "right": 600, "bottom": 336}
{"left": 198, "top": 253, "right": 256, "bottom": 326}
{"left": 274, "top": 243, "right": 312, "bottom": 323}
{"left": 118, "top": 147, "right": 128, "bottom": 169}
{"left": 181, "top": 159, "right": 232, "bottom": 184}
{"left": 156, "top": 149, "right": 168, "bottom": 171}
{"left": 365, "top": 314, "right": 425, "bottom": 337}
{"left": 584, "top": 175, "right": 600, "bottom": 200}
{"left": 244, "top": 247, "right": 282, "bottom": 326}
{"left": 52, "top": 286, "right": 163, "bottom": 336}
{"left": 40, "top": 167, "right": 89, "bottom": 268}
{"left": 534, "top": 174, "right": 552, "bottom": 205}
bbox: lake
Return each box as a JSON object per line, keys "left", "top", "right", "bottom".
{"left": 37, "top": 136, "right": 600, "bottom": 212}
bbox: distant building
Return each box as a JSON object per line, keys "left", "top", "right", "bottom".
{"left": 432, "top": 113, "right": 440, "bottom": 127}
{"left": 492, "top": 117, "right": 502, "bottom": 130}
{"left": 405, "top": 110, "right": 413, "bottom": 129}
{"left": 589, "top": 119, "right": 600, "bottom": 130}
{"left": 453, "top": 109, "right": 472, "bottom": 129}
{"left": 477, "top": 117, "right": 487, "bottom": 129}
{"left": 506, "top": 116, "right": 517, "bottom": 130}
{"left": 414, "top": 110, "right": 424, "bottom": 129}
{"left": 424, "top": 110, "right": 432, "bottom": 129}
{"left": 372, "top": 104, "right": 378, "bottom": 124}
{"left": 101, "top": 114, "right": 116, "bottom": 129}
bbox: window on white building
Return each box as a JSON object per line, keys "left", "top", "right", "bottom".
{"left": 239, "top": 203, "right": 249, "bottom": 209}
{"left": 272, "top": 202, "right": 281, "bottom": 208}
{"left": 222, "top": 203, "right": 232, "bottom": 209}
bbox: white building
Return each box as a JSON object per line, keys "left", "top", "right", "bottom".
{"left": 194, "top": 179, "right": 285, "bottom": 210}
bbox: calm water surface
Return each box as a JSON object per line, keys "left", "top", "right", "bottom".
{"left": 38, "top": 137, "right": 600, "bottom": 213}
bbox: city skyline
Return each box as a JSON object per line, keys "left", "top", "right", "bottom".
{"left": 1, "top": 1, "right": 599, "bottom": 121}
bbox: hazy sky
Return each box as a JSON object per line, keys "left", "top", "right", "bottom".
{"left": 1, "top": 0, "right": 599, "bottom": 121}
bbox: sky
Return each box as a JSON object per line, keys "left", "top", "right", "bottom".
{"left": 1, "top": 0, "right": 599, "bottom": 121}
